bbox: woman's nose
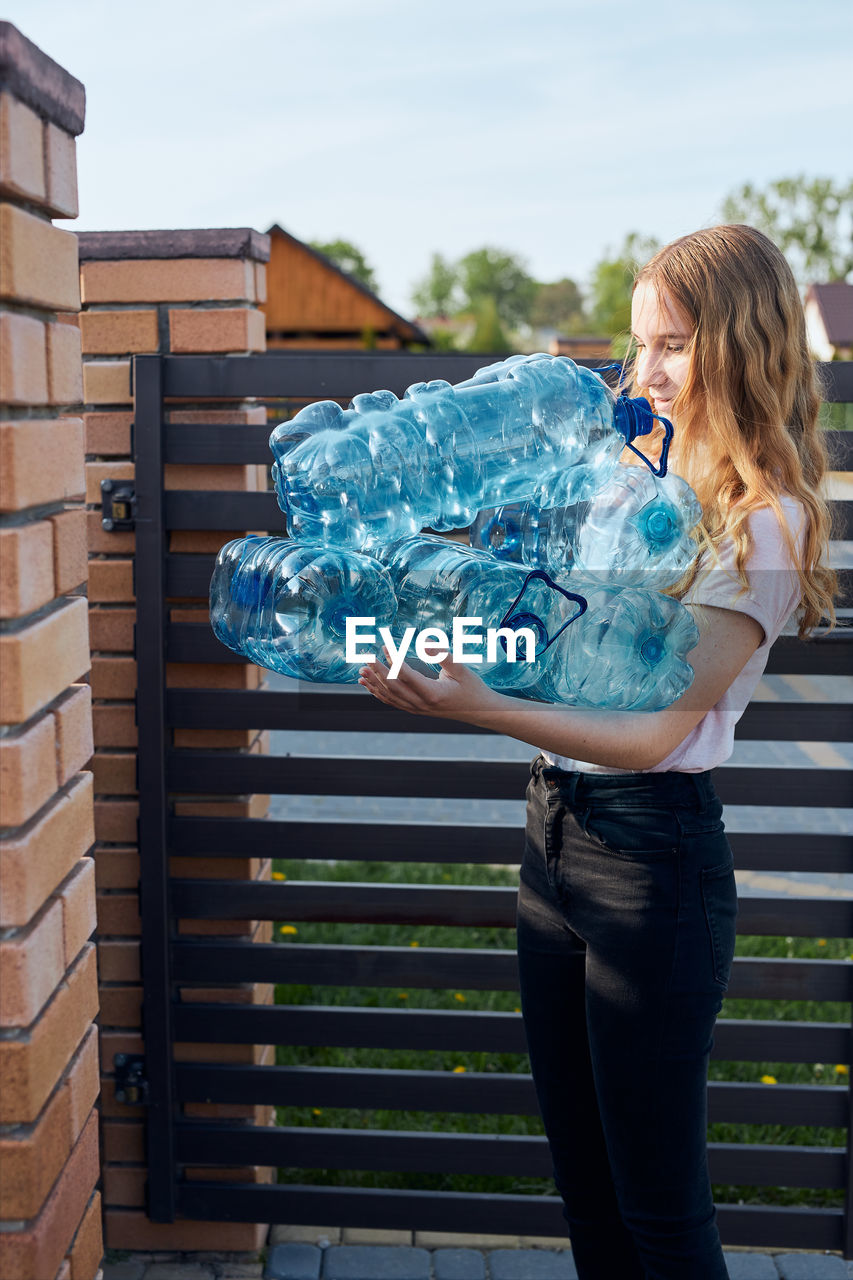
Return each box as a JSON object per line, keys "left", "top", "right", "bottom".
{"left": 636, "top": 346, "right": 661, "bottom": 387}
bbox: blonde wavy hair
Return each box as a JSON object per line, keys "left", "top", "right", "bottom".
{"left": 625, "top": 223, "right": 836, "bottom": 636}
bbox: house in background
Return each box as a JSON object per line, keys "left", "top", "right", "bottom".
{"left": 548, "top": 334, "right": 614, "bottom": 361}
{"left": 262, "top": 224, "right": 430, "bottom": 350}
{"left": 805, "top": 282, "right": 853, "bottom": 360}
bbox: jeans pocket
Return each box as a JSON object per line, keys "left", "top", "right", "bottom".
{"left": 701, "top": 860, "right": 739, "bottom": 988}
{"left": 580, "top": 805, "right": 680, "bottom": 861}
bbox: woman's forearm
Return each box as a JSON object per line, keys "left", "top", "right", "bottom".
{"left": 466, "top": 692, "right": 674, "bottom": 770}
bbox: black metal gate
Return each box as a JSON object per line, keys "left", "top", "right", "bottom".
{"left": 130, "top": 352, "right": 853, "bottom": 1255}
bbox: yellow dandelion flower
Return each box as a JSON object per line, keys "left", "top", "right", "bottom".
{"left": 454, "top": 992, "right": 466, "bottom": 1002}
{"left": 452, "top": 1065, "right": 466, "bottom": 1073}
{"left": 271, "top": 871, "right": 286, "bottom": 881}
{"left": 835, "top": 1064, "right": 849, "bottom": 1076}
{"left": 279, "top": 924, "right": 298, "bottom": 935}
{"left": 817, "top": 938, "right": 827, "bottom": 946}
{"left": 760, "top": 1074, "right": 777, "bottom": 1085}
{"left": 312, "top": 1108, "right": 322, "bottom": 1116}
{"left": 398, "top": 992, "right": 409, "bottom": 1000}
{"left": 514, "top": 1007, "right": 521, "bottom": 1014}
{"left": 409, "top": 940, "right": 420, "bottom": 947}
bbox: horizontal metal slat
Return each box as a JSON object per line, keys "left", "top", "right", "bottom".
{"left": 165, "top": 424, "right": 273, "bottom": 464}
{"left": 177, "top": 1123, "right": 554, "bottom": 1176}
{"left": 159, "top": 426, "right": 850, "bottom": 521}
{"left": 161, "top": 352, "right": 520, "bottom": 400}
{"left": 175, "top": 1181, "right": 844, "bottom": 1251}
{"left": 176, "top": 1063, "right": 541, "bottom": 1114}
{"left": 170, "top": 1003, "right": 850, "bottom": 1061}
{"left": 834, "top": 500, "right": 852, "bottom": 540}
{"left": 165, "top": 491, "right": 281, "bottom": 531}
{"left": 735, "top": 702, "right": 853, "bottom": 741}
{"left": 167, "top": 817, "right": 853, "bottom": 874}
{"left": 162, "top": 496, "right": 851, "bottom": 544}
{"left": 727, "top": 832, "right": 853, "bottom": 874}
{"left": 166, "top": 751, "right": 853, "bottom": 807}
{"left": 164, "top": 667, "right": 853, "bottom": 741}
{"left": 764, "top": 628, "right": 853, "bottom": 675}
{"left": 169, "top": 563, "right": 853, "bottom": 623}
{"left": 171, "top": 879, "right": 853, "bottom": 941}
{"left": 167, "top": 752, "right": 526, "bottom": 798}
{"left": 156, "top": 355, "right": 853, "bottom": 405}
{"left": 173, "top": 880, "right": 518, "bottom": 925}
{"left": 174, "top": 1063, "right": 851, "bottom": 1127}
{"left": 735, "top": 897, "right": 853, "bottom": 938}
{"left": 174, "top": 1122, "right": 846, "bottom": 1186}
{"left": 168, "top": 816, "right": 527, "bottom": 863}
{"left": 173, "top": 941, "right": 519, "bottom": 990}
{"left": 167, "top": 615, "right": 853, "bottom": 674}
{"left": 821, "top": 372, "right": 853, "bottom": 404}
{"left": 167, "top": 554, "right": 216, "bottom": 597}
{"left": 171, "top": 940, "right": 852, "bottom": 1001}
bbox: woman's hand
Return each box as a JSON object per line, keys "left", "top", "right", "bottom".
{"left": 359, "top": 650, "right": 504, "bottom": 726}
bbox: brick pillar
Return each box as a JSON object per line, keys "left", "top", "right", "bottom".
{"left": 78, "top": 228, "right": 273, "bottom": 1252}
{"left": 0, "top": 22, "right": 104, "bottom": 1280}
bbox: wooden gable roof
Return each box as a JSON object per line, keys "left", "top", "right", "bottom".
{"left": 806, "top": 283, "right": 853, "bottom": 347}
{"left": 261, "top": 224, "right": 429, "bottom": 347}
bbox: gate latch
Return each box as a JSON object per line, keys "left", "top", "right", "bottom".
{"left": 101, "top": 478, "right": 136, "bottom": 532}
{"left": 114, "top": 1053, "right": 149, "bottom": 1105}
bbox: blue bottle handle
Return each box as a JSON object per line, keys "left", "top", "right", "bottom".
{"left": 619, "top": 400, "right": 673, "bottom": 478}
{"left": 591, "top": 364, "right": 673, "bottom": 478}
{"left": 499, "top": 569, "right": 588, "bottom": 654}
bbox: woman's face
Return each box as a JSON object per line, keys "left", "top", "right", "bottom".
{"left": 630, "top": 280, "right": 693, "bottom": 422}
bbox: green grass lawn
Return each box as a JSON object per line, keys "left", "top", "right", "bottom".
{"left": 270, "top": 857, "right": 852, "bottom": 1207}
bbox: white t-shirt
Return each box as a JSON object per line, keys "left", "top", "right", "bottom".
{"left": 540, "top": 495, "right": 806, "bottom": 775}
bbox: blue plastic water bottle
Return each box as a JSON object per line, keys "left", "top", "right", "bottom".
{"left": 531, "top": 573, "right": 699, "bottom": 711}
{"left": 470, "top": 465, "right": 701, "bottom": 586}
{"left": 209, "top": 535, "right": 396, "bottom": 682}
{"left": 270, "top": 353, "right": 671, "bottom": 551}
{"left": 374, "top": 533, "right": 585, "bottom": 693}
{"left": 375, "top": 535, "right": 697, "bottom": 709}
{"left": 209, "top": 533, "right": 696, "bottom": 707}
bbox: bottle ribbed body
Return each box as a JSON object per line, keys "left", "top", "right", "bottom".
{"left": 471, "top": 466, "right": 702, "bottom": 587}
{"left": 209, "top": 535, "right": 397, "bottom": 683}
{"left": 209, "top": 534, "right": 697, "bottom": 708}
{"left": 531, "top": 574, "right": 699, "bottom": 710}
{"left": 374, "top": 534, "right": 576, "bottom": 692}
{"left": 271, "top": 354, "right": 625, "bottom": 551}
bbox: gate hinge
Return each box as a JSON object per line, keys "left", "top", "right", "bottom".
{"left": 114, "top": 1053, "right": 149, "bottom": 1105}
{"left": 101, "top": 478, "right": 136, "bottom": 531}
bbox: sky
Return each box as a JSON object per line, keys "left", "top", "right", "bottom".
{"left": 15, "top": 0, "right": 853, "bottom": 316}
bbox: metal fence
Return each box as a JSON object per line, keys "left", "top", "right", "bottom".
{"left": 130, "top": 353, "right": 853, "bottom": 1256}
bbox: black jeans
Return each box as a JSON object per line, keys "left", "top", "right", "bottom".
{"left": 517, "top": 756, "right": 738, "bottom": 1280}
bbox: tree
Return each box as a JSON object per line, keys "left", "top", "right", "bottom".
{"left": 721, "top": 176, "right": 853, "bottom": 284}
{"left": 467, "top": 296, "right": 511, "bottom": 353}
{"left": 587, "top": 233, "right": 660, "bottom": 348}
{"left": 309, "top": 238, "right": 379, "bottom": 293}
{"left": 530, "top": 277, "right": 586, "bottom": 334}
{"left": 411, "top": 253, "right": 460, "bottom": 318}
{"left": 458, "top": 247, "right": 538, "bottom": 332}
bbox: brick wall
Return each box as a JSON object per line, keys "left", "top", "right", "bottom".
{"left": 0, "top": 22, "right": 104, "bottom": 1280}
{"left": 78, "top": 227, "right": 273, "bottom": 1253}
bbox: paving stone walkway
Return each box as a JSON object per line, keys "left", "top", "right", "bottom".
{"left": 102, "top": 1245, "right": 853, "bottom": 1280}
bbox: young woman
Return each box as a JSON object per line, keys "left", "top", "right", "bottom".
{"left": 358, "top": 224, "right": 836, "bottom": 1280}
